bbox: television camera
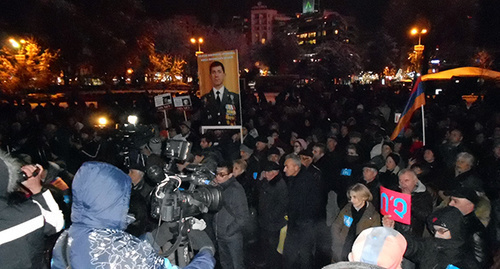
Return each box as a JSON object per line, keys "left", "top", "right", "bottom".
{"left": 146, "top": 139, "right": 222, "bottom": 263}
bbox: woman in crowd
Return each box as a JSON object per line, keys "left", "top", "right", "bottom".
{"left": 378, "top": 153, "right": 401, "bottom": 190}
{"left": 331, "top": 183, "right": 381, "bottom": 262}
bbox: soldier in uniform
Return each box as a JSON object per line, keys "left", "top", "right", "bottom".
{"left": 201, "top": 61, "right": 240, "bottom": 126}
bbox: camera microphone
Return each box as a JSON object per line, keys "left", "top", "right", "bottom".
{"left": 19, "top": 167, "right": 40, "bottom": 182}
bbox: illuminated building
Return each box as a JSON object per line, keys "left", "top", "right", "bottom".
{"left": 251, "top": 2, "right": 290, "bottom": 44}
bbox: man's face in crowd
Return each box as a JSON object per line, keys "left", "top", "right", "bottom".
{"left": 312, "top": 146, "right": 323, "bottom": 162}
{"left": 284, "top": 159, "right": 300, "bottom": 177}
{"left": 455, "top": 158, "right": 471, "bottom": 174}
{"left": 215, "top": 167, "right": 232, "bottom": 185}
{"left": 300, "top": 155, "right": 313, "bottom": 168}
{"left": 200, "top": 138, "right": 210, "bottom": 149}
{"left": 382, "top": 145, "right": 392, "bottom": 158}
{"left": 449, "top": 130, "right": 463, "bottom": 145}
{"left": 240, "top": 151, "right": 250, "bottom": 160}
{"left": 433, "top": 225, "right": 452, "bottom": 239}
{"left": 449, "top": 196, "right": 475, "bottom": 215}
{"left": 268, "top": 154, "right": 280, "bottom": 163}
{"left": 256, "top": 141, "right": 267, "bottom": 151}
{"left": 494, "top": 145, "right": 500, "bottom": 159}
{"left": 399, "top": 172, "right": 417, "bottom": 194}
{"left": 180, "top": 125, "right": 189, "bottom": 135}
{"left": 363, "top": 167, "right": 377, "bottom": 183}
{"left": 210, "top": 65, "right": 225, "bottom": 88}
{"left": 327, "top": 138, "right": 337, "bottom": 152}
{"left": 264, "top": 170, "right": 279, "bottom": 181}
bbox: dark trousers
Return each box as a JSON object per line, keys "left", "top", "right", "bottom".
{"left": 283, "top": 222, "right": 316, "bottom": 269}
{"left": 217, "top": 233, "right": 245, "bottom": 269}
{"left": 315, "top": 221, "right": 332, "bottom": 268}
{"left": 259, "top": 228, "right": 283, "bottom": 269}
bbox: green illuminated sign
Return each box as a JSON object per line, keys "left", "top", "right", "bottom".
{"left": 303, "top": 0, "right": 315, "bottom": 13}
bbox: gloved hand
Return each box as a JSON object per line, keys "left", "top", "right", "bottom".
{"left": 188, "top": 230, "right": 215, "bottom": 256}
{"left": 187, "top": 217, "right": 207, "bottom": 231}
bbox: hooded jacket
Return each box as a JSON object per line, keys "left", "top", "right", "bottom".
{"left": 51, "top": 162, "right": 214, "bottom": 269}
{"left": 0, "top": 151, "right": 64, "bottom": 269}
{"left": 404, "top": 206, "right": 480, "bottom": 269}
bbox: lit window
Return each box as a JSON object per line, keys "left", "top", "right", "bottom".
{"left": 335, "top": 29, "right": 339, "bottom": 35}
{"left": 323, "top": 30, "right": 327, "bottom": 36}
{"left": 261, "top": 38, "right": 266, "bottom": 44}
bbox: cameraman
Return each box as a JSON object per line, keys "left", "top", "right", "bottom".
{"left": 0, "top": 151, "right": 65, "bottom": 269}
{"left": 51, "top": 161, "right": 215, "bottom": 269}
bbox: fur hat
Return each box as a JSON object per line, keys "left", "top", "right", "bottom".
{"left": 0, "top": 150, "right": 21, "bottom": 198}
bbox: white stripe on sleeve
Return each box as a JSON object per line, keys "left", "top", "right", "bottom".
{"left": 0, "top": 215, "right": 44, "bottom": 245}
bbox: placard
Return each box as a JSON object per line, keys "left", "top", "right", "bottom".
{"left": 197, "top": 50, "right": 242, "bottom": 126}
{"left": 380, "top": 186, "right": 411, "bottom": 225}
{"left": 154, "top": 93, "right": 173, "bottom": 110}
{"left": 173, "top": 96, "right": 192, "bottom": 111}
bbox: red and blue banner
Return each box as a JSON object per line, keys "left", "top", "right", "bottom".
{"left": 390, "top": 78, "right": 426, "bottom": 140}
{"left": 380, "top": 187, "right": 412, "bottom": 225}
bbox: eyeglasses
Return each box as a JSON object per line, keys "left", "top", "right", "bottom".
{"left": 216, "top": 172, "right": 229, "bottom": 177}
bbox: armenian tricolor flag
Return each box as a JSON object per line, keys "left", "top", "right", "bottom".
{"left": 390, "top": 78, "right": 426, "bottom": 140}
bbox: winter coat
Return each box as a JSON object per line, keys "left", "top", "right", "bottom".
{"left": 394, "top": 180, "right": 433, "bottom": 237}
{"left": 378, "top": 165, "right": 401, "bottom": 190}
{"left": 257, "top": 173, "right": 288, "bottom": 231}
{"left": 213, "top": 176, "right": 249, "bottom": 239}
{"left": 331, "top": 202, "right": 381, "bottom": 262}
{"left": 287, "top": 168, "right": 324, "bottom": 226}
{"left": 404, "top": 206, "right": 480, "bottom": 269}
{"left": 51, "top": 161, "right": 215, "bottom": 269}
{"left": 0, "top": 151, "right": 64, "bottom": 269}
{"left": 463, "top": 212, "right": 491, "bottom": 267}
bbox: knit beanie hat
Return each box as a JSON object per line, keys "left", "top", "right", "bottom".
{"left": 295, "top": 138, "right": 308, "bottom": 150}
{"left": 240, "top": 144, "right": 254, "bottom": 155}
{"left": 387, "top": 153, "right": 401, "bottom": 166}
{"left": 349, "top": 227, "right": 407, "bottom": 269}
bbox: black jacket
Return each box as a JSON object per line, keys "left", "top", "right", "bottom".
{"left": 258, "top": 174, "right": 288, "bottom": 231}
{"left": 404, "top": 207, "right": 480, "bottom": 269}
{"left": 394, "top": 181, "right": 433, "bottom": 237}
{"left": 464, "top": 212, "right": 491, "bottom": 267}
{"left": 287, "top": 168, "right": 323, "bottom": 226}
{"left": 446, "top": 169, "right": 484, "bottom": 193}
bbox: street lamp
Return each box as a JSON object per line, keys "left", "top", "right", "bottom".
{"left": 409, "top": 28, "right": 428, "bottom": 75}
{"left": 190, "top": 37, "right": 204, "bottom": 56}
{"left": 410, "top": 28, "right": 427, "bottom": 46}
{"left": 8, "top": 38, "right": 27, "bottom": 63}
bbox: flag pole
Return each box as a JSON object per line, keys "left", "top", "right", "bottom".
{"left": 421, "top": 104, "right": 426, "bottom": 146}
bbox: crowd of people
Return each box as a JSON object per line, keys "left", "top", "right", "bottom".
{"left": 0, "top": 83, "right": 500, "bottom": 268}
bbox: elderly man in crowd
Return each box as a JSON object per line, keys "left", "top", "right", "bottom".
{"left": 282, "top": 154, "right": 323, "bottom": 269}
